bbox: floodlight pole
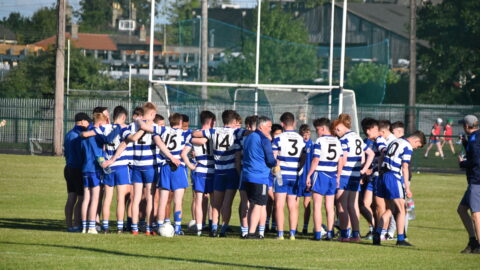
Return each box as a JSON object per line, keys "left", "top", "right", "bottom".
{"left": 338, "top": 0, "right": 347, "bottom": 115}
{"left": 254, "top": 0, "right": 262, "bottom": 116}
{"left": 328, "top": 0, "right": 335, "bottom": 119}
{"left": 147, "top": 0, "right": 156, "bottom": 102}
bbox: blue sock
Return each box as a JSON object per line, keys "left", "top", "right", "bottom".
{"left": 132, "top": 223, "right": 138, "bottom": 232}
{"left": 327, "top": 230, "right": 334, "bottom": 239}
{"left": 117, "top": 220, "right": 124, "bottom": 230}
{"left": 375, "top": 227, "right": 383, "bottom": 234}
{"left": 126, "top": 217, "right": 132, "bottom": 229}
{"left": 174, "top": 211, "right": 182, "bottom": 232}
{"left": 102, "top": 220, "right": 109, "bottom": 230}
{"left": 241, "top": 226, "right": 248, "bottom": 236}
{"left": 82, "top": 220, "right": 87, "bottom": 229}
{"left": 146, "top": 225, "right": 151, "bottom": 233}
{"left": 314, "top": 231, "right": 322, "bottom": 240}
{"left": 259, "top": 225, "right": 265, "bottom": 236}
{"left": 212, "top": 224, "right": 218, "bottom": 231}
{"left": 278, "top": 231, "right": 284, "bottom": 237}
{"left": 341, "top": 229, "right": 348, "bottom": 238}
{"left": 220, "top": 224, "right": 229, "bottom": 234}
{"left": 303, "top": 223, "right": 309, "bottom": 230}
{"left": 290, "top": 229, "right": 297, "bottom": 236}
{"left": 352, "top": 231, "right": 360, "bottom": 238}
{"left": 88, "top": 221, "right": 96, "bottom": 229}
{"left": 272, "top": 221, "right": 277, "bottom": 229}
{"left": 398, "top": 234, "right": 405, "bottom": 241}
{"left": 347, "top": 228, "right": 351, "bottom": 238}
{"left": 165, "top": 218, "right": 171, "bottom": 224}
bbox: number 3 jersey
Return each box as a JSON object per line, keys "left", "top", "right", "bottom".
{"left": 272, "top": 130, "right": 306, "bottom": 181}
{"left": 154, "top": 127, "right": 192, "bottom": 166}
{"left": 382, "top": 138, "right": 412, "bottom": 179}
{"left": 313, "top": 135, "right": 343, "bottom": 173}
{"left": 339, "top": 131, "right": 368, "bottom": 178}
{"left": 202, "top": 127, "right": 245, "bottom": 175}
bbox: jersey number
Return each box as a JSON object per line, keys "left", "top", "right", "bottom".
{"left": 288, "top": 139, "right": 298, "bottom": 156}
{"left": 355, "top": 139, "right": 362, "bottom": 155}
{"left": 327, "top": 144, "right": 337, "bottom": 160}
{"left": 164, "top": 134, "right": 177, "bottom": 151}
{"left": 201, "top": 140, "right": 212, "bottom": 155}
{"left": 386, "top": 142, "right": 399, "bottom": 157}
{"left": 137, "top": 132, "right": 146, "bottom": 145}
{"left": 215, "top": 134, "right": 231, "bottom": 150}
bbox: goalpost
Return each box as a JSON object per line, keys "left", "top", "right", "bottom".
{"left": 148, "top": 0, "right": 358, "bottom": 132}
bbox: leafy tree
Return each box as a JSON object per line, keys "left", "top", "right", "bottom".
{"left": 1, "top": 7, "right": 58, "bottom": 44}
{"left": 78, "top": 0, "right": 114, "bottom": 32}
{"left": 417, "top": 0, "right": 480, "bottom": 104}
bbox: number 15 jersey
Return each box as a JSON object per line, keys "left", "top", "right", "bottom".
{"left": 272, "top": 130, "right": 306, "bottom": 181}
{"left": 313, "top": 135, "right": 343, "bottom": 173}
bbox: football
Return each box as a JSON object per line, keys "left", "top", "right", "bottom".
{"left": 159, "top": 224, "right": 175, "bottom": 237}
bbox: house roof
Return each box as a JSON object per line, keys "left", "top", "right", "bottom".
{"left": 0, "top": 24, "right": 17, "bottom": 41}
{"left": 35, "top": 33, "right": 118, "bottom": 51}
{"left": 0, "top": 44, "right": 43, "bottom": 55}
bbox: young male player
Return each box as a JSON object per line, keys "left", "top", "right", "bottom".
{"left": 442, "top": 119, "right": 456, "bottom": 155}
{"left": 306, "top": 118, "right": 343, "bottom": 240}
{"left": 424, "top": 118, "right": 444, "bottom": 158}
{"left": 391, "top": 121, "right": 405, "bottom": 139}
{"left": 298, "top": 124, "right": 313, "bottom": 235}
{"left": 374, "top": 130, "right": 426, "bottom": 246}
{"left": 272, "top": 112, "right": 306, "bottom": 240}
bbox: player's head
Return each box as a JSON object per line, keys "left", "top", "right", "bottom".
{"left": 391, "top": 121, "right": 405, "bottom": 138}
{"left": 234, "top": 112, "right": 242, "bottom": 128}
{"left": 313, "top": 117, "right": 331, "bottom": 136}
{"left": 436, "top": 118, "right": 443, "bottom": 125}
{"left": 280, "top": 112, "right": 295, "bottom": 128}
{"left": 221, "top": 110, "right": 237, "bottom": 126}
{"left": 154, "top": 114, "right": 165, "bottom": 126}
{"left": 447, "top": 118, "right": 453, "bottom": 125}
{"left": 92, "top": 112, "right": 107, "bottom": 126}
{"left": 245, "top": 115, "right": 259, "bottom": 131}
{"left": 132, "top": 106, "right": 144, "bottom": 121}
{"left": 334, "top": 113, "right": 351, "bottom": 137}
{"left": 169, "top": 113, "right": 183, "bottom": 128}
{"left": 200, "top": 110, "right": 216, "bottom": 128}
{"left": 407, "top": 130, "right": 426, "bottom": 149}
{"left": 460, "top": 115, "right": 479, "bottom": 134}
{"left": 142, "top": 102, "right": 157, "bottom": 121}
{"left": 181, "top": 114, "right": 189, "bottom": 130}
{"left": 113, "top": 106, "right": 128, "bottom": 124}
{"left": 271, "top": 123, "right": 284, "bottom": 138}
{"left": 361, "top": 118, "right": 379, "bottom": 140}
{"left": 257, "top": 116, "right": 272, "bottom": 137}
{"left": 299, "top": 124, "right": 311, "bottom": 141}
{"left": 74, "top": 112, "right": 91, "bottom": 128}
{"left": 378, "top": 120, "right": 391, "bottom": 137}
{"left": 93, "top": 106, "right": 109, "bottom": 124}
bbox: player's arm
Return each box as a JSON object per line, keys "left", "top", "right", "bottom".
{"left": 153, "top": 136, "right": 181, "bottom": 166}
{"left": 235, "top": 150, "right": 242, "bottom": 175}
{"left": 105, "top": 141, "right": 128, "bottom": 166}
{"left": 181, "top": 145, "right": 196, "bottom": 170}
{"left": 262, "top": 137, "right": 277, "bottom": 168}
{"left": 306, "top": 157, "right": 320, "bottom": 188}
{"left": 402, "top": 162, "right": 412, "bottom": 198}
{"left": 137, "top": 120, "right": 155, "bottom": 133}
{"left": 459, "top": 135, "right": 480, "bottom": 169}
{"left": 126, "top": 129, "right": 145, "bottom": 142}
{"left": 337, "top": 152, "right": 347, "bottom": 187}
{"left": 360, "top": 147, "right": 375, "bottom": 174}
{"left": 192, "top": 130, "right": 205, "bottom": 138}
{"left": 80, "top": 130, "right": 96, "bottom": 138}
{"left": 191, "top": 137, "right": 208, "bottom": 145}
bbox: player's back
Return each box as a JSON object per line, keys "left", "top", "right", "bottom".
{"left": 314, "top": 135, "right": 343, "bottom": 173}
{"left": 159, "top": 127, "right": 191, "bottom": 163}
{"left": 100, "top": 124, "right": 133, "bottom": 167}
{"left": 273, "top": 131, "right": 306, "bottom": 180}
{"left": 129, "top": 122, "right": 157, "bottom": 168}
{"left": 339, "top": 131, "right": 365, "bottom": 177}
{"left": 191, "top": 135, "right": 215, "bottom": 177}
{"left": 203, "top": 127, "right": 242, "bottom": 174}
{"left": 382, "top": 138, "right": 412, "bottom": 178}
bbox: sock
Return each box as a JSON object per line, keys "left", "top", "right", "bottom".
{"left": 165, "top": 218, "right": 171, "bottom": 224}
{"left": 347, "top": 228, "right": 351, "bottom": 238}
{"left": 241, "top": 226, "right": 248, "bottom": 237}
{"left": 117, "top": 220, "right": 124, "bottom": 230}
{"left": 139, "top": 219, "right": 145, "bottom": 227}
{"left": 397, "top": 234, "right": 405, "bottom": 241}
{"left": 152, "top": 221, "right": 158, "bottom": 230}
{"left": 259, "top": 225, "right": 265, "bottom": 237}
{"left": 82, "top": 220, "right": 87, "bottom": 229}
{"left": 340, "top": 230, "right": 348, "bottom": 238}
{"left": 132, "top": 223, "right": 138, "bottom": 232}
{"left": 266, "top": 220, "right": 270, "bottom": 228}
{"left": 369, "top": 225, "right": 374, "bottom": 233}
{"left": 174, "top": 211, "right": 182, "bottom": 233}
{"left": 102, "top": 220, "right": 109, "bottom": 230}
{"left": 196, "top": 224, "right": 202, "bottom": 232}
{"left": 146, "top": 225, "right": 151, "bottom": 233}
{"left": 212, "top": 224, "right": 218, "bottom": 231}
{"left": 352, "top": 231, "right": 360, "bottom": 238}
{"left": 290, "top": 229, "right": 297, "bottom": 236}
{"left": 375, "top": 227, "right": 382, "bottom": 234}
{"left": 158, "top": 220, "right": 164, "bottom": 227}
{"left": 314, "top": 231, "right": 322, "bottom": 240}
{"left": 272, "top": 221, "right": 277, "bottom": 229}
{"left": 220, "top": 224, "right": 229, "bottom": 234}
{"left": 303, "top": 223, "right": 309, "bottom": 231}
{"left": 208, "top": 219, "right": 212, "bottom": 226}
{"left": 88, "top": 221, "right": 96, "bottom": 229}
{"left": 381, "top": 229, "right": 387, "bottom": 237}
{"left": 327, "top": 230, "right": 334, "bottom": 239}
{"left": 278, "top": 231, "right": 284, "bottom": 237}
{"left": 126, "top": 217, "right": 132, "bottom": 229}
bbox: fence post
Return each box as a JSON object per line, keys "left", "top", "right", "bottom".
{"left": 14, "top": 118, "right": 19, "bottom": 144}
{"left": 27, "top": 119, "right": 32, "bottom": 152}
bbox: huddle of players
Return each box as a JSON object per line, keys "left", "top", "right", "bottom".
{"left": 68, "top": 101, "right": 426, "bottom": 245}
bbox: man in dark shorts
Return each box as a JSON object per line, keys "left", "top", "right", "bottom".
{"left": 458, "top": 115, "right": 480, "bottom": 254}
{"left": 241, "top": 116, "right": 276, "bottom": 239}
{"left": 64, "top": 112, "right": 91, "bottom": 232}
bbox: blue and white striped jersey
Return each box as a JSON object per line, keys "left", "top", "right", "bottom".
{"left": 129, "top": 122, "right": 162, "bottom": 169}
{"left": 382, "top": 138, "right": 412, "bottom": 179}
{"left": 203, "top": 127, "right": 245, "bottom": 174}
{"left": 313, "top": 135, "right": 343, "bottom": 173}
{"left": 385, "top": 133, "right": 397, "bottom": 146}
{"left": 365, "top": 136, "right": 387, "bottom": 174}
{"left": 155, "top": 127, "right": 191, "bottom": 165}
{"left": 340, "top": 131, "right": 367, "bottom": 177}
{"left": 272, "top": 130, "right": 306, "bottom": 181}
{"left": 94, "top": 124, "right": 132, "bottom": 168}
{"left": 187, "top": 134, "right": 215, "bottom": 177}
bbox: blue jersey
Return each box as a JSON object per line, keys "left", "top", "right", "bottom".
{"left": 154, "top": 127, "right": 191, "bottom": 165}
{"left": 313, "top": 135, "right": 343, "bottom": 173}
{"left": 382, "top": 138, "right": 412, "bottom": 179}
{"left": 203, "top": 127, "right": 245, "bottom": 174}
{"left": 94, "top": 124, "right": 132, "bottom": 168}
{"left": 64, "top": 125, "right": 85, "bottom": 169}
{"left": 187, "top": 131, "right": 215, "bottom": 178}
{"left": 80, "top": 136, "right": 105, "bottom": 173}
{"left": 460, "top": 130, "right": 480, "bottom": 185}
{"left": 299, "top": 139, "right": 314, "bottom": 181}
{"left": 340, "top": 131, "right": 368, "bottom": 177}
{"left": 365, "top": 136, "right": 387, "bottom": 175}
{"left": 272, "top": 130, "right": 306, "bottom": 181}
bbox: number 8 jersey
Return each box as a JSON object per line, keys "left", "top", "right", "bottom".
{"left": 313, "top": 135, "right": 343, "bottom": 172}
{"left": 339, "top": 131, "right": 367, "bottom": 178}
{"left": 272, "top": 130, "right": 306, "bottom": 181}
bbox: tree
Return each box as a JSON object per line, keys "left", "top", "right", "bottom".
{"left": 417, "top": 0, "right": 480, "bottom": 104}
{"left": 78, "top": 0, "right": 114, "bottom": 32}
{"left": 1, "top": 7, "right": 58, "bottom": 44}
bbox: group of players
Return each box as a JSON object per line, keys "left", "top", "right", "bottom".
{"left": 63, "top": 102, "right": 426, "bottom": 246}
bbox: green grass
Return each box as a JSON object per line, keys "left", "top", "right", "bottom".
{"left": 0, "top": 154, "right": 478, "bottom": 269}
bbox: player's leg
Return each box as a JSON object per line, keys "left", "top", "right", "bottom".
{"left": 165, "top": 191, "right": 173, "bottom": 224}
{"left": 81, "top": 186, "right": 90, "bottom": 233}
{"left": 266, "top": 187, "right": 275, "bottom": 232}
{"left": 435, "top": 141, "right": 444, "bottom": 158}
{"left": 325, "top": 195, "right": 335, "bottom": 240}
{"left": 239, "top": 189, "right": 249, "bottom": 237}
{"left": 172, "top": 188, "right": 186, "bottom": 235}
{"left": 202, "top": 193, "right": 209, "bottom": 229}
{"left": 258, "top": 205, "right": 267, "bottom": 238}
{"left": 157, "top": 188, "right": 170, "bottom": 230}
{"left": 347, "top": 190, "right": 361, "bottom": 241}
{"left": 116, "top": 184, "right": 128, "bottom": 233}
{"left": 210, "top": 190, "right": 224, "bottom": 236}
{"left": 391, "top": 198, "right": 409, "bottom": 244}
{"left": 336, "top": 189, "right": 349, "bottom": 240}
{"left": 194, "top": 191, "right": 205, "bottom": 235}
{"left": 101, "top": 184, "right": 114, "bottom": 233}
{"left": 220, "top": 188, "right": 237, "bottom": 236}
{"left": 274, "top": 192, "right": 287, "bottom": 239}
{"left": 286, "top": 194, "right": 299, "bottom": 240}
{"left": 424, "top": 142, "right": 433, "bottom": 157}
{"left": 361, "top": 188, "right": 375, "bottom": 239}
{"left": 88, "top": 186, "right": 101, "bottom": 234}
{"left": 144, "top": 183, "right": 154, "bottom": 234}
{"left": 64, "top": 167, "right": 76, "bottom": 230}
{"left": 448, "top": 140, "right": 455, "bottom": 154}
{"left": 73, "top": 170, "right": 84, "bottom": 230}
{"left": 131, "top": 182, "right": 143, "bottom": 234}
{"left": 312, "top": 192, "right": 323, "bottom": 240}
{"left": 302, "top": 196, "right": 311, "bottom": 234}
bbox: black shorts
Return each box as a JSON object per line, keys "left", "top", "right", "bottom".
{"left": 245, "top": 182, "right": 268, "bottom": 206}
{"left": 64, "top": 166, "right": 84, "bottom": 196}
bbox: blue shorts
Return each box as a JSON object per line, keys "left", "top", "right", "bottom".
{"left": 297, "top": 181, "right": 312, "bottom": 197}
{"left": 131, "top": 167, "right": 156, "bottom": 184}
{"left": 311, "top": 171, "right": 337, "bottom": 196}
{"left": 341, "top": 175, "right": 361, "bottom": 192}
{"left": 103, "top": 166, "right": 131, "bottom": 186}
{"left": 376, "top": 172, "right": 405, "bottom": 200}
{"left": 430, "top": 140, "right": 438, "bottom": 144}
{"left": 192, "top": 171, "right": 214, "bottom": 194}
{"left": 460, "top": 184, "right": 480, "bottom": 213}
{"left": 82, "top": 171, "right": 103, "bottom": 188}
{"left": 159, "top": 164, "right": 189, "bottom": 191}
{"left": 274, "top": 178, "right": 298, "bottom": 196}
{"left": 338, "top": 175, "right": 349, "bottom": 190}
{"left": 361, "top": 176, "right": 375, "bottom": 193}
{"left": 214, "top": 170, "right": 239, "bottom": 192}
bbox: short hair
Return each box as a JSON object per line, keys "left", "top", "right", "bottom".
{"left": 93, "top": 106, "right": 107, "bottom": 114}
{"left": 200, "top": 111, "right": 216, "bottom": 125}
{"left": 222, "top": 110, "right": 237, "bottom": 125}
{"left": 113, "top": 106, "right": 128, "bottom": 121}
{"left": 337, "top": 113, "right": 352, "bottom": 129}
{"left": 143, "top": 102, "right": 157, "bottom": 113}
{"left": 378, "top": 120, "right": 391, "bottom": 130}
{"left": 169, "top": 113, "right": 183, "bottom": 126}
{"left": 234, "top": 112, "right": 242, "bottom": 125}
{"left": 391, "top": 121, "right": 404, "bottom": 130}
{"left": 133, "top": 106, "right": 144, "bottom": 116}
{"left": 361, "top": 117, "right": 379, "bottom": 135}
{"left": 181, "top": 114, "right": 189, "bottom": 123}
{"left": 313, "top": 117, "right": 330, "bottom": 128}
{"left": 93, "top": 112, "right": 107, "bottom": 123}
{"left": 257, "top": 116, "right": 271, "bottom": 128}
{"left": 280, "top": 112, "right": 295, "bottom": 126}
{"left": 154, "top": 114, "right": 164, "bottom": 123}
{"left": 410, "top": 130, "right": 427, "bottom": 147}
{"left": 245, "top": 115, "right": 259, "bottom": 129}
{"left": 299, "top": 124, "right": 311, "bottom": 136}
{"left": 271, "top": 123, "right": 283, "bottom": 137}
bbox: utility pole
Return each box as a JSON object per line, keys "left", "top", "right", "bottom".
{"left": 408, "top": 0, "right": 417, "bottom": 133}
{"left": 53, "top": 0, "right": 66, "bottom": 156}
{"left": 201, "top": 0, "right": 208, "bottom": 101}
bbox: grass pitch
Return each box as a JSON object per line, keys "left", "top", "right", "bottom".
{"left": 0, "top": 154, "right": 479, "bottom": 269}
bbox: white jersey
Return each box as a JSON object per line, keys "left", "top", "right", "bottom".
{"left": 313, "top": 135, "right": 343, "bottom": 173}
{"left": 155, "top": 127, "right": 191, "bottom": 165}
{"left": 385, "top": 133, "right": 397, "bottom": 147}
{"left": 382, "top": 138, "right": 412, "bottom": 179}
{"left": 339, "top": 131, "right": 367, "bottom": 177}
{"left": 203, "top": 127, "right": 245, "bottom": 174}
{"left": 94, "top": 124, "right": 132, "bottom": 168}
{"left": 129, "top": 122, "right": 161, "bottom": 168}
{"left": 272, "top": 130, "right": 306, "bottom": 181}
{"left": 188, "top": 133, "right": 215, "bottom": 177}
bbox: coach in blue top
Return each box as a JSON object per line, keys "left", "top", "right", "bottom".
{"left": 242, "top": 116, "right": 276, "bottom": 239}
{"left": 64, "top": 112, "right": 91, "bottom": 232}
{"left": 458, "top": 115, "right": 480, "bottom": 254}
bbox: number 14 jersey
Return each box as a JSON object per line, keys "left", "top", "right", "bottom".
{"left": 202, "top": 127, "right": 245, "bottom": 175}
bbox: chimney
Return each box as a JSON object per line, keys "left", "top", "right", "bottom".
{"left": 139, "top": 25, "right": 146, "bottom": 42}
{"left": 71, "top": 23, "right": 78, "bottom": 39}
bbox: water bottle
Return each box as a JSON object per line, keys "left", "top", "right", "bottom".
{"left": 97, "top": 157, "right": 112, "bottom": 175}
{"left": 274, "top": 165, "right": 283, "bottom": 186}
{"left": 406, "top": 197, "right": 416, "bottom": 220}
